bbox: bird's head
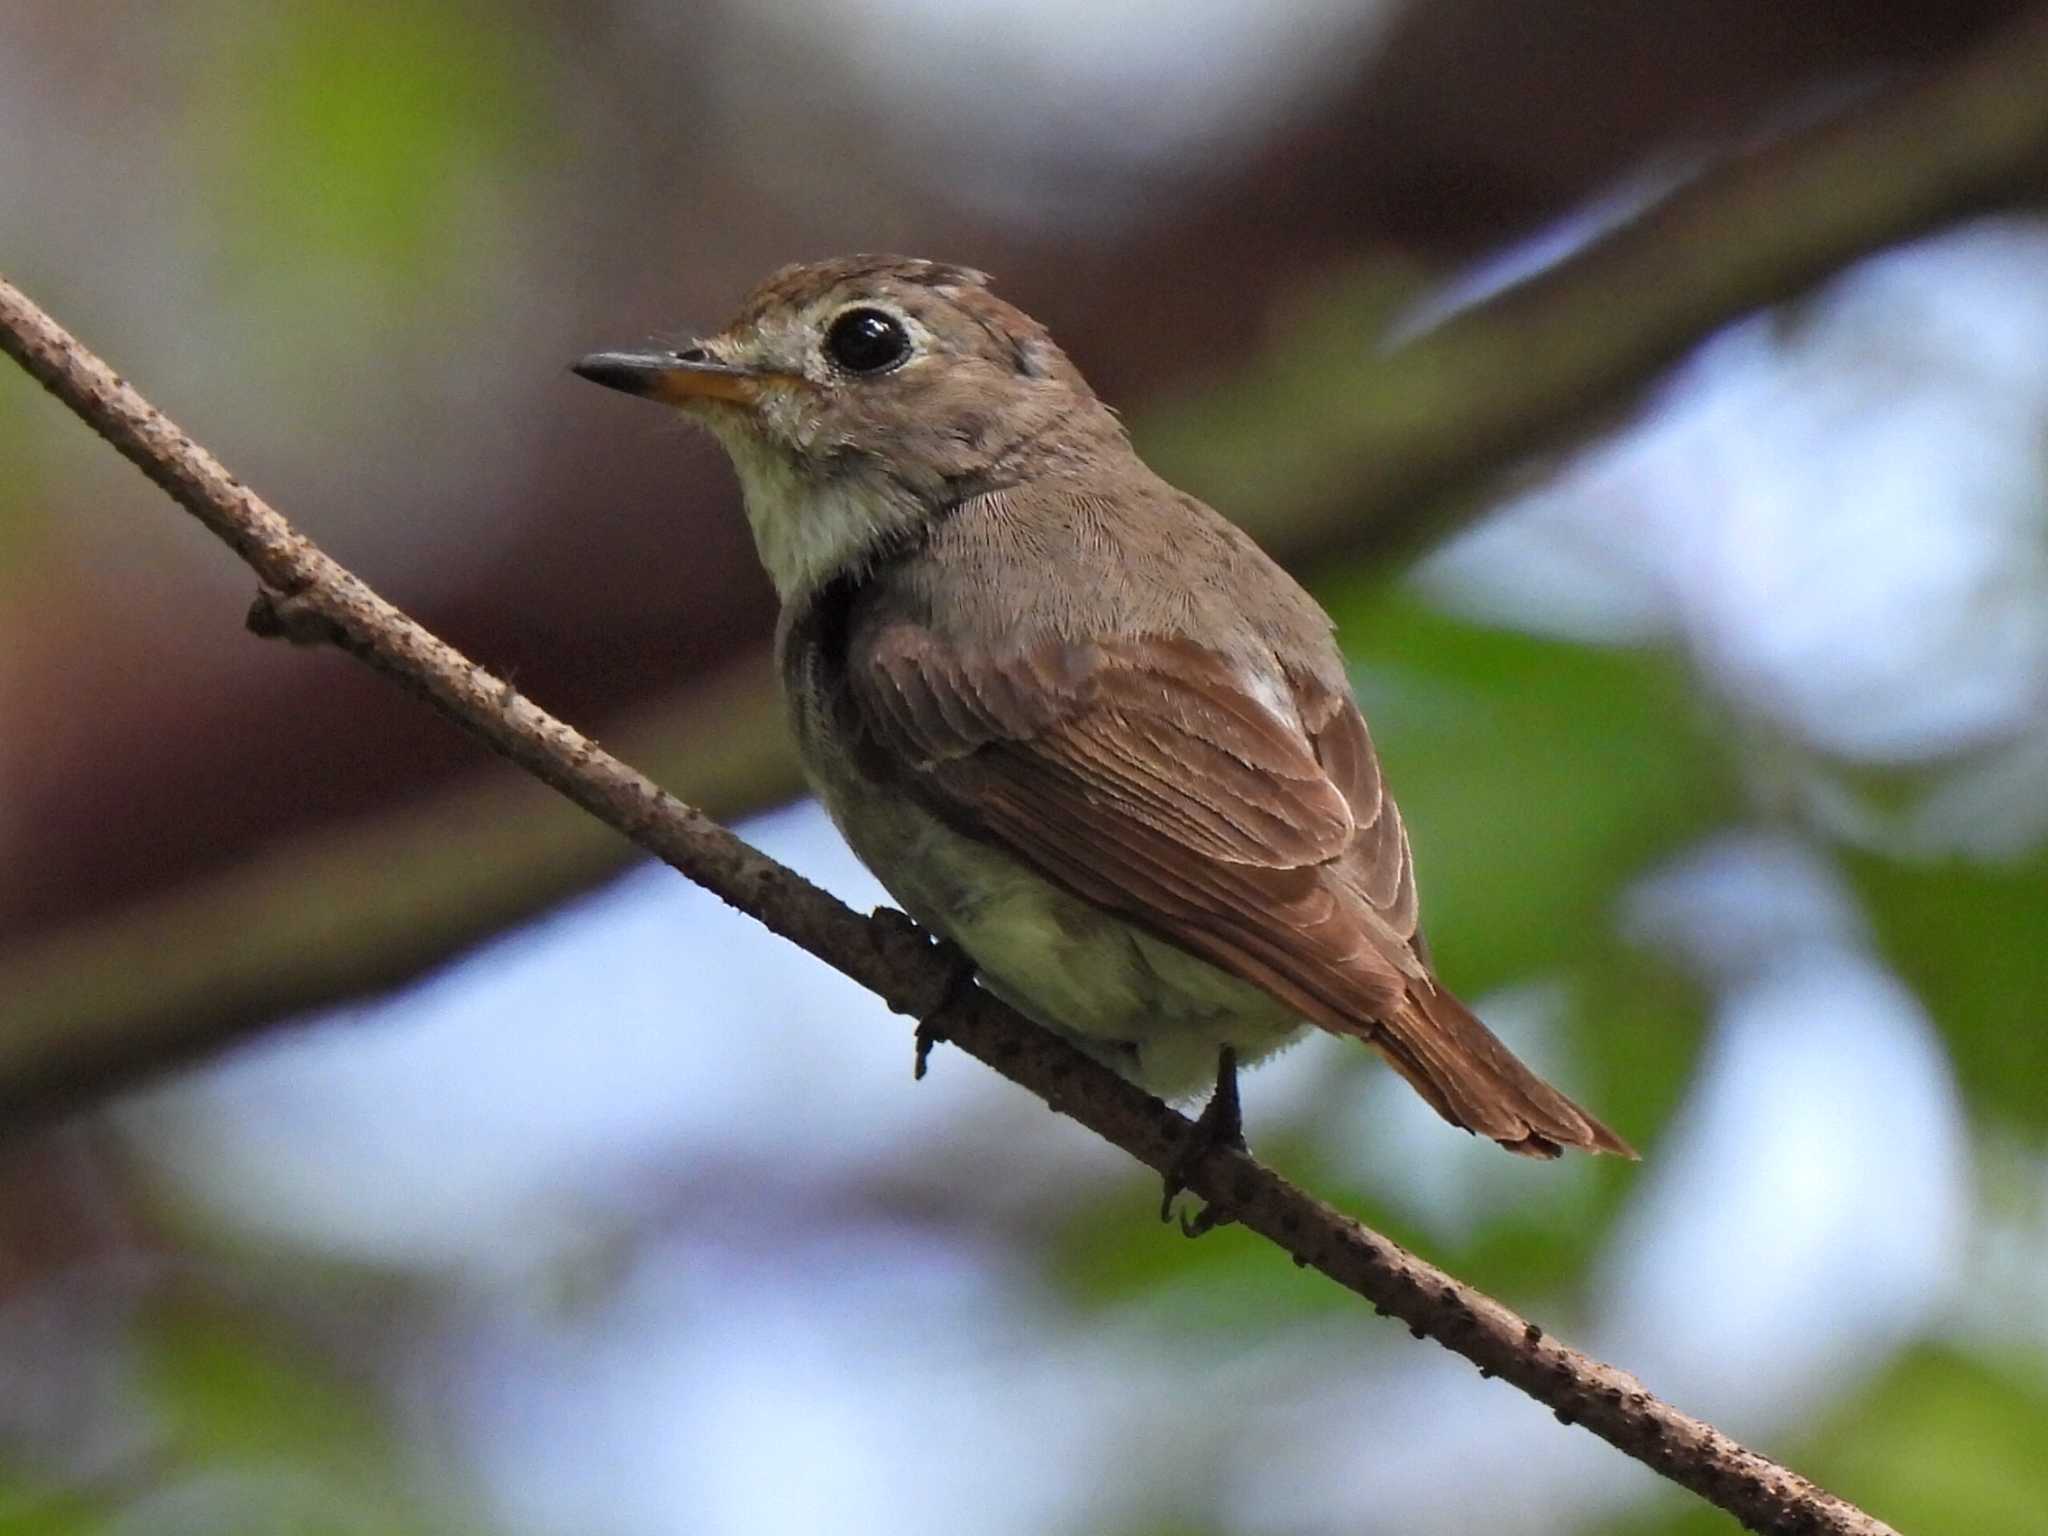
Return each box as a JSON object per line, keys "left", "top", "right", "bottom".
{"left": 574, "top": 255, "right": 1111, "bottom": 599}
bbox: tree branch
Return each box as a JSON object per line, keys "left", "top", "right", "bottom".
{"left": 3, "top": 275, "right": 1898, "bottom": 1536}
{"left": 1155, "top": 2, "right": 2048, "bottom": 563}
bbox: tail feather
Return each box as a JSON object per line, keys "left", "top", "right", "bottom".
{"left": 1371, "top": 983, "right": 1636, "bottom": 1159}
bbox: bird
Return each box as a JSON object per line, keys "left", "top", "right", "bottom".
{"left": 573, "top": 254, "right": 1633, "bottom": 1201}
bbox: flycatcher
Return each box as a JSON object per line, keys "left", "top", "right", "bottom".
{"left": 575, "top": 255, "right": 1632, "bottom": 1174}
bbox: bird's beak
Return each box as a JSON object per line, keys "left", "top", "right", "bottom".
{"left": 571, "top": 346, "right": 768, "bottom": 407}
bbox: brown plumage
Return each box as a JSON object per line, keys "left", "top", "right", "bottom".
{"left": 576, "top": 255, "right": 1634, "bottom": 1161}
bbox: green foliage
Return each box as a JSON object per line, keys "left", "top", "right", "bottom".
{"left": 144, "top": 1305, "right": 387, "bottom": 1466}
{"left": 1846, "top": 843, "right": 2048, "bottom": 1136}
{"left": 1810, "top": 1346, "right": 2048, "bottom": 1536}
{"left": 0, "top": 1467, "right": 96, "bottom": 1536}
{"left": 1049, "top": 1185, "right": 1351, "bottom": 1327}
{"left": 0, "top": 378, "right": 49, "bottom": 584}
{"left": 1601, "top": 1345, "right": 2048, "bottom": 1536}
{"left": 1327, "top": 586, "right": 1734, "bottom": 991}
{"left": 190, "top": 1, "right": 543, "bottom": 314}
{"left": 0, "top": 1302, "right": 473, "bottom": 1536}
{"left": 135, "top": 1302, "right": 461, "bottom": 1536}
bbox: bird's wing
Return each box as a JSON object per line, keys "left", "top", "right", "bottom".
{"left": 856, "top": 623, "right": 1416, "bottom": 1010}
{"left": 850, "top": 620, "right": 1632, "bottom": 1158}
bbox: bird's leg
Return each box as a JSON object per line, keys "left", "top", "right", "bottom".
{"left": 867, "top": 907, "right": 978, "bottom": 1080}
{"left": 913, "top": 954, "right": 977, "bottom": 1080}
{"left": 1161, "top": 1045, "right": 1245, "bottom": 1237}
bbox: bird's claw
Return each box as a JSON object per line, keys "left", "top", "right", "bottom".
{"left": 1160, "top": 1046, "right": 1245, "bottom": 1236}
{"left": 865, "top": 908, "right": 975, "bottom": 1078}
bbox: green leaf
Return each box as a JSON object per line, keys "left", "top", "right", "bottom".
{"left": 190, "top": 2, "right": 544, "bottom": 314}
{"left": 0, "top": 1465, "right": 97, "bottom": 1536}
{"left": 0, "top": 375, "right": 52, "bottom": 588}
{"left": 141, "top": 1304, "right": 390, "bottom": 1469}
{"left": 1810, "top": 1345, "right": 2048, "bottom": 1535}
{"left": 1598, "top": 1344, "right": 2048, "bottom": 1536}
{"left": 1046, "top": 1175, "right": 1350, "bottom": 1325}
{"left": 133, "top": 1297, "right": 485, "bottom": 1535}
{"left": 1845, "top": 844, "right": 2048, "bottom": 1134}
{"left": 1325, "top": 587, "right": 1737, "bottom": 994}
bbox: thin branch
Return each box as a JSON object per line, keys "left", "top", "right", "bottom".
{"left": 1159, "top": 2, "right": 2048, "bottom": 563}
{"left": 3, "top": 277, "right": 1898, "bottom": 1536}
{"left": 9, "top": 8, "right": 2048, "bottom": 1057}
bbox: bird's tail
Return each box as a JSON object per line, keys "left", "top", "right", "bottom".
{"left": 1370, "top": 983, "right": 1636, "bottom": 1159}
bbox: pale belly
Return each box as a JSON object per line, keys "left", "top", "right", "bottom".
{"left": 819, "top": 778, "right": 1310, "bottom": 1098}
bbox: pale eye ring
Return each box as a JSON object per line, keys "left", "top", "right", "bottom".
{"left": 825, "top": 308, "right": 912, "bottom": 374}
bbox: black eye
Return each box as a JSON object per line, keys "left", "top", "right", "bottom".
{"left": 825, "top": 308, "right": 912, "bottom": 374}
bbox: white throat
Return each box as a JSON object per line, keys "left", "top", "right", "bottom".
{"left": 712, "top": 422, "right": 922, "bottom": 603}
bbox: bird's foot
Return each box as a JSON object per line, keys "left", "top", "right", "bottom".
{"left": 870, "top": 910, "right": 980, "bottom": 1082}
{"left": 912, "top": 942, "right": 979, "bottom": 1080}
{"left": 1161, "top": 1046, "right": 1245, "bottom": 1237}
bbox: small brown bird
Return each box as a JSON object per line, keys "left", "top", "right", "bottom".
{"left": 575, "top": 255, "right": 1632, "bottom": 1178}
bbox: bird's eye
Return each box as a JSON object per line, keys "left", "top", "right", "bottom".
{"left": 825, "top": 308, "right": 912, "bottom": 375}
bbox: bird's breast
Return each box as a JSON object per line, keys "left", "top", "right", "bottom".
{"left": 788, "top": 682, "right": 1308, "bottom": 1097}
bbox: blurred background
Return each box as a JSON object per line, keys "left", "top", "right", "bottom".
{"left": 4, "top": 2, "right": 2047, "bottom": 1532}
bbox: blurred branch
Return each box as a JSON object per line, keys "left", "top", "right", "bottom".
{"left": 1157, "top": 1, "right": 2048, "bottom": 561}
{"left": 0, "top": 656, "right": 802, "bottom": 1127}
{"left": 1, "top": 279, "right": 1901, "bottom": 1536}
